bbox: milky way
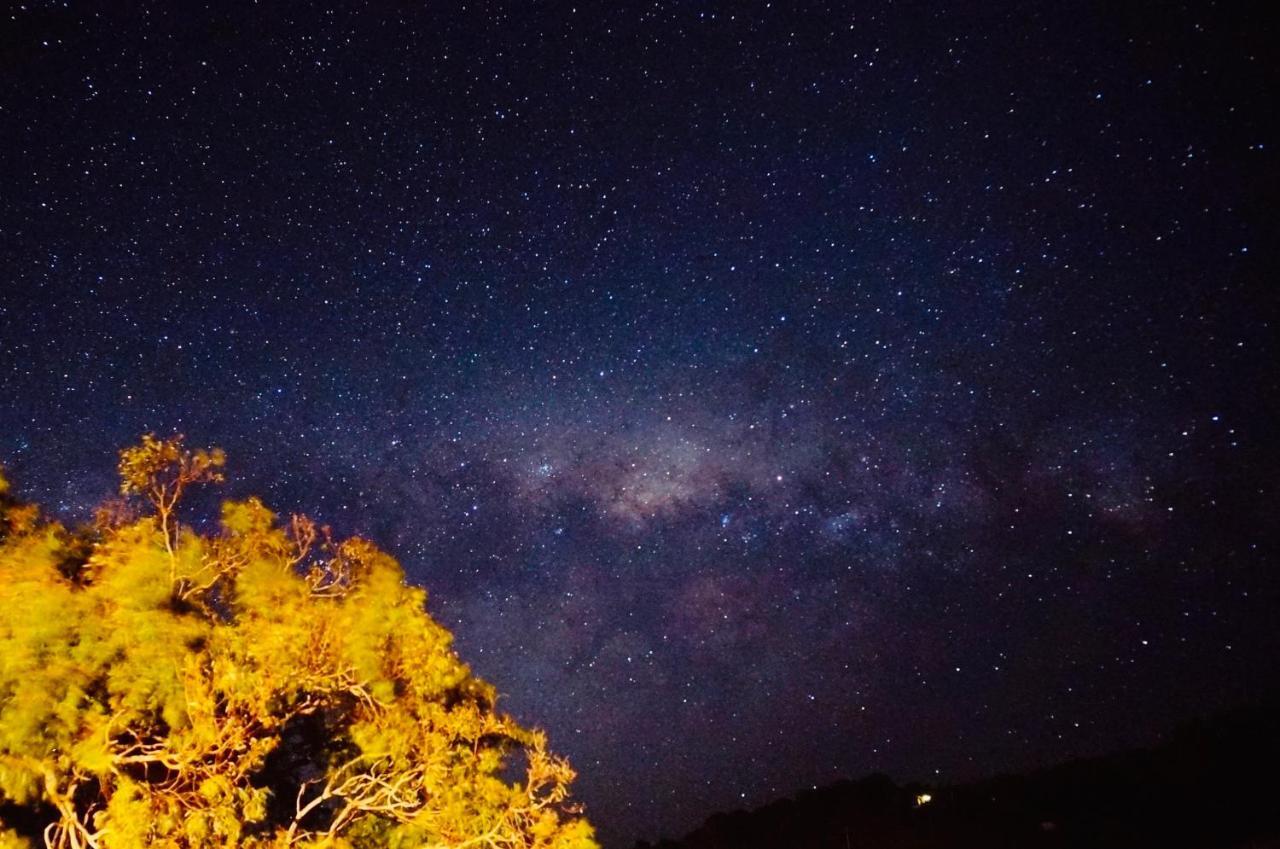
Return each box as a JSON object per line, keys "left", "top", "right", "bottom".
{"left": 0, "top": 2, "right": 1276, "bottom": 845}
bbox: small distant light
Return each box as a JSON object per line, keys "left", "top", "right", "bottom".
{"left": 915, "top": 793, "right": 932, "bottom": 807}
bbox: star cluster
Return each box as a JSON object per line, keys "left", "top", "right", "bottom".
{"left": 0, "top": 2, "right": 1276, "bottom": 846}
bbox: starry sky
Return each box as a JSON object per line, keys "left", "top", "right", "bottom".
{"left": 1, "top": 2, "right": 1277, "bottom": 846}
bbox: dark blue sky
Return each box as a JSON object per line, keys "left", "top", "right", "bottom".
{"left": 1, "top": 2, "right": 1276, "bottom": 845}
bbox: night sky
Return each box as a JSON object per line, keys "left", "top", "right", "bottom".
{"left": 1, "top": 2, "right": 1277, "bottom": 846}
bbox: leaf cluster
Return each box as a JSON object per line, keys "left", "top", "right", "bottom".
{"left": 0, "top": 437, "right": 597, "bottom": 849}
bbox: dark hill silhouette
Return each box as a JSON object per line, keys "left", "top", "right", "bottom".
{"left": 636, "top": 704, "right": 1280, "bottom": 849}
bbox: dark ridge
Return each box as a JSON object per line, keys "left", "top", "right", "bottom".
{"left": 636, "top": 703, "right": 1280, "bottom": 849}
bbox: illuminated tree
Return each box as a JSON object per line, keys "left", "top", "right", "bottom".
{"left": 0, "top": 436, "right": 597, "bottom": 849}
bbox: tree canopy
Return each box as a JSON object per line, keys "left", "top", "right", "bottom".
{"left": 0, "top": 436, "right": 597, "bottom": 849}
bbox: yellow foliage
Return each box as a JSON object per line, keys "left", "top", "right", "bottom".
{"left": 0, "top": 437, "right": 597, "bottom": 849}
{"left": 221, "top": 497, "right": 277, "bottom": 537}
{"left": 0, "top": 826, "right": 32, "bottom": 849}
{"left": 118, "top": 433, "right": 225, "bottom": 501}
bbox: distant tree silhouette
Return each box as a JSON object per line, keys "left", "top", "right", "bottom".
{"left": 633, "top": 713, "right": 1280, "bottom": 849}
{"left": 0, "top": 435, "right": 596, "bottom": 849}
